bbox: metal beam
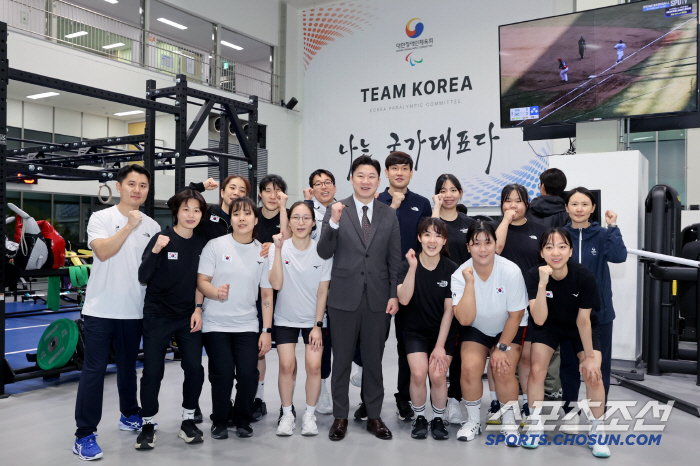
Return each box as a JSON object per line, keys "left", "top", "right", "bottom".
{"left": 0, "top": 20, "right": 8, "bottom": 397}
{"left": 218, "top": 111, "right": 229, "bottom": 189}
{"left": 8, "top": 135, "right": 146, "bottom": 155}
{"left": 143, "top": 80, "right": 157, "bottom": 217}
{"left": 174, "top": 75, "right": 188, "bottom": 190}
{"left": 6, "top": 162, "right": 115, "bottom": 180}
{"left": 187, "top": 87, "right": 256, "bottom": 112}
{"left": 186, "top": 99, "right": 215, "bottom": 148}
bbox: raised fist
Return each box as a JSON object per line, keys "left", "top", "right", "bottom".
{"left": 203, "top": 178, "right": 219, "bottom": 190}
{"left": 272, "top": 233, "right": 284, "bottom": 249}
{"left": 331, "top": 202, "right": 346, "bottom": 224}
{"left": 405, "top": 248, "right": 418, "bottom": 269}
{"left": 432, "top": 194, "right": 444, "bottom": 208}
{"left": 303, "top": 187, "right": 314, "bottom": 201}
{"left": 503, "top": 209, "right": 517, "bottom": 224}
{"left": 127, "top": 210, "right": 142, "bottom": 230}
{"left": 462, "top": 266, "right": 474, "bottom": 283}
{"left": 277, "top": 191, "right": 289, "bottom": 208}
{"left": 391, "top": 191, "right": 405, "bottom": 209}
{"left": 539, "top": 265, "right": 553, "bottom": 285}
{"left": 605, "top": 210, "right": 618, "bottom": 225}
{"left": 152, "top": 234, "right": 170, "bottom": 254}
{"left": 217, "top": 284, "right": 230, "bottom": 301}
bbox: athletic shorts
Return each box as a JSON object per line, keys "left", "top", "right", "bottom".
{"left": 403, "top": 330, "right": 458, "bottom": 357}
{"left": 275, "top": 325, "right": 328, "bottom": 345}
{"left": 458, "top": 325, "right": 526, "bottom": 349}
{"left": 530, "top": 324, "right": 601, "bottom": 354}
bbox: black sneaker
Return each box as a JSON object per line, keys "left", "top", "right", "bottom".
{"left": 210, "top": 400, "right": 235, "bottom": 427}
{"left": 354, "top": 402, "right": 367, "bottom": 421}
{"left": 210, "top": 423, "right": 228, "bottom": 440}
{"left": 411, "top": 415, "right": 429, "bottom": 439}
{"left": 194, "top": 406, "right": 203, "bottom": 424}
{"left": 135, "top": 423, "right": 156, "bottom": 450}
{"left": 252, "top": 398, "right": 267, "bottom": 422}
{"left": 486, "top": 399, "right": 502, "bottom": 425}
{"left": 178, "top": 420, "right": 203, "bottom": 444}
{"left": 397, "top": 400, "right": 414, "bottom": 421}
{"left": 277, "top": 404, "right": 297, "bottom": 424}
{"left": 234, "top": 422, "right": 254, "bottom": 438}
{"left": 430, "top": 417, "right": 449, "bottom": 440}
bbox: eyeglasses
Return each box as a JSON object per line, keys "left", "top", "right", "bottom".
{"left": 290, "top": 215, "right": 313, "bottom": 223}
{"left": 313, "top": 180, "right": 334, "bottom": 188}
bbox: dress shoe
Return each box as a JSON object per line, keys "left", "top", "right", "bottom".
{"left": 328, "top": 419, "right": 348, "bottom": 441}
{"left": 367, "top": 418, "right": 393, "bottom": 440}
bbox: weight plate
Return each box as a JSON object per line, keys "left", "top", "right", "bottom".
{"left": 37, "top": 318, "right": 79, "bottom": 370}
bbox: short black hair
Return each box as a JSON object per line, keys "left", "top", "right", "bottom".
{"left": 309, "top": 169, "right": 336, "bottom": 188}
{"left": 229, "top": 197, "right": 259, "bottom": 240}
{"left": 466, "top": 220, "right": 497, "bottom": 245}
{"left": 501, "top": 183, "right": 530, "bottom": 212}
{"left": 539, "top": 227, "right": 572, "bottom": 253}
{"left": 385, "top": 151, "right": 413, "bottom": 171}
{"left": 435, "top": 173, "right": 462, "bottom": 195}
{"left": 539, "top": 168, "right": 567, "bottom": 198}
{"left": 259, "top": 174, "right": 287, "bottom": 194}
{"left": 351, "top": 155, "right": 381, "bottom": 176}
{"left": 564, "top": 186, "right": 596, "bottom": 206}
{"left": 170, "top": 189, "right": 207, "bottom": 225}
{"left": 117, "top": 164, "right": 150, "bottom": 184}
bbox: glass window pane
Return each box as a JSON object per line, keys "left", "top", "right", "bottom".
{"left": 23, "top": 129, "right": 52, "bottom": 147}
{"left": 21, "top": 192, "right": 52, "bottom": 222}
{"left": 629, "top": 140, "right": 657, "bottom": 192}
{"left": 152, "top": 207, "right": 172, "bottom": 230}
{"left": 658, "top": 139, "right": 687, "bottom": 207}
{"left": 7, "top": 126, "right": 21, "bottom": 151}
{"left": 53, "top": 195, "right": 81, "bottom": 246}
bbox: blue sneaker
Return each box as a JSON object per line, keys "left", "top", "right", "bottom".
{"left": 73, "top": 434, "right": 103, "bottom": 461}
{"left": 118, "top": 414, "right": 158, "bottom": 432}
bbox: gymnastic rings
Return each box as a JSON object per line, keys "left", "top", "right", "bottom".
{"left": 97, "top": 183, "right": 112, "bottom": 205}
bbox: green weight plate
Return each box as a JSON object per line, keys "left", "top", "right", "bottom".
{"left": 37, "top": 318, "right": 79, "bottom": 370}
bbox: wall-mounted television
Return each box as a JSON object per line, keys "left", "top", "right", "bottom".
{"left": 499, "top": 0, "right": 698, "bottom": 129}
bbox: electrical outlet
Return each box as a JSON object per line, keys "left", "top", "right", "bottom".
{"left": 20, "top": 10, "right": 28, "bottom": 25}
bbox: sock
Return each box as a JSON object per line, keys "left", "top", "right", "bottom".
{"left": 410, "top": 402, "right": 426, "bottom": 416}
{"left": 256, "top": 381, "right": 265, "bottom": 401}
{"left": 591, "top": 415, "right": 604, "bottom": 433}
{"left": 182, "top": 408, "right": 195, "bottom": 421}
{"left": 355, "top": 365, "right": 363, "bottom": 376}
{"left": 562, "top": 400, "right": 573, "bottom": 414}
{"left": 282, "top": 405, "right": 293, "bottom": 415}
{"left": 306, "top": 405, "right": 316, "bottom": 415}
{"left": 501, "top": 402, "right": 517, "bottom": 425}
{"left": 490, "top": 391, "right": 497, "bottom": 403}
{"left": 522, "top": 394, "right": 528, "bottom": 406}
{"left": 321, "top": 379, "right": 327, "bottom": 390}
{"left": 433, "top": 405, "right": 446, "bottom": 419}
{"left": 530, "top": 405, "right": 543, "bottom": 424}
{"left": 142, "top": 416, "right": 154, "bottom": 425}
{"left": 465, "top": 400, "right": 481, "bottom": 422}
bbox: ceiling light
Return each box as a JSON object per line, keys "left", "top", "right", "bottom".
{"left": 104, "top": 0, "right": 119, "bottom": 4}
{"left": 157, "top": 18, "right": 187, "bottom": 30}
{"left": 633, "top": 136, "right": 653, "bottom": 141}
{"left": 220, "top": 40, "right": 243, "bottom": 50}
{"left": 102, "top": 42, "right": 125, "bottom": 49}
{"left": 26, "top": 92, "right": 60, "bottom": 99}
{"left": 114, "top": 110, "right": 145, "bottom": 116}
{"left": 65, "top": 31, "right": 88, "bottom": 39}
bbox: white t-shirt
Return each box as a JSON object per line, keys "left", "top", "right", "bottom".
{"left": 83, "top": 206, "right": 161, "bottom": 319}
{"left": 197, "top": 235, "right": 271, "bottom": 333}
{"left": 451, "top": 255, "right": 529, "bottom": 337}
{"left": 268, "top": 238, "right": 332, "bottom": 327}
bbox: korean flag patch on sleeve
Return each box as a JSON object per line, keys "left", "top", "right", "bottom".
{"left": 168, "top": 252, "right": 178, "bottom": 260}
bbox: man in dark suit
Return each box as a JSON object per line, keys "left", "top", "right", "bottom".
{"left": 317, "top": 155, "right": 402, "bottom": 441}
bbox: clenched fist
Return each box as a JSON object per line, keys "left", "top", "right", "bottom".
{"left": 605, "top": 210, "right": 618, "bottom": 225}
{"left": 390, "top": 191, "right": 405, "bottom": 209}
{"left": 127, "top": 210, "right": 142, "bottom": 230}
{"left": 405, "top": 248, "right": 418, "bottom": 269}
{"left": 432, "top": 194, "right": 444, "bottom": 208}
{"left": 272, "top": 233, "right": 284, "bottom": 249}
{"left": 503, "top": 209, "right": 517, "bottom": 224}
{"left": 539, "top": 265, "right": 553, "bottom": 285}
{"left": 203, "top": 178, "right": 219, "bottom": 190}
{"left": 330, "top": 202, "right": 346, "bottom": 224}
{"left": 217, "top": 284, "right": 230, "bottom": 301}
{"left": 277, "top": 191, "right": 289, "bottom": 209}
{"left": 152, "top": 234, "right": 170, "bottom": 254}
{"left": 303, "top": 187, "right": 314, "bottom": 201}
{"left": 462, "top": 266, "right": 474, "bottom": 283}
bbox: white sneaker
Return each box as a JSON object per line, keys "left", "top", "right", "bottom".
{"left": 501, "top": 423, "right": 520, "bottom": 447}
{"left": 301, "top": 413, "right": 318, "bottom": 436}
{"left": 522, "top": 422, "right": 544, "bottom": 449}
{"left": 350, "top": 364, "right": 363, "bottom": 388}
{"left": 560, "top": 412, "right": 581, "bottom": 434}
{"left": 589, "top": 424, "right": 611, "bottom": 458}
{"left": 456, "top": 418, "right": 481, "bottom": 441}
{"left": 316, "top": 384, "right": 333, "bottom": 414}
{"left": 276, "top": 412, "right": 295, "bottom": 436}
{"left": 446, "top": 398, "right": 463, "bottom": 425}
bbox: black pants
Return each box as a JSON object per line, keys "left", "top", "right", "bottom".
{"left": 75, "top": 315, "right": 142, "bottom": 438}
{"left": 447, "top": 341, "right": 462, "bottom": 400}
{"left": 139, "top": 314, "right": 204, "bottom": 418}
{"left": 393, "top": 319, "right": 411, "bottom": 403}
{"left": 560, "top": 321, "right": 613, "bottom": 412}
{"left": 203, "top": 331, "right": 259, "bottom": 426}
{"left": 321, "top": 311, "right": 332, "bottom": 380}
{"left": 329, "top": 290, "right": 391, "bottom": 420}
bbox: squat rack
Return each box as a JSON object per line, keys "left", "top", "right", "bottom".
{"left": 1, "top": 20, "right": 261, "bottom": 396}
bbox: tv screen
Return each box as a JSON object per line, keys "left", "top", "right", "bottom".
{"left": 499, "top": 0, "right": 699, "bottom": 128}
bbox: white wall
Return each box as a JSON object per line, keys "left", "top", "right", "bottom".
{"left": 549, "top": 151, "right": 648, "bottom": 363}
{"left": 162, "top": 0, "right": 280, "bottom": 46}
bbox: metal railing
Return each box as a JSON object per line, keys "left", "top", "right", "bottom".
{"left": 0, "top": 0, "right": 280, "bottom": 103}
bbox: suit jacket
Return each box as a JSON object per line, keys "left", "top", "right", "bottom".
{"left": 317, "top": 195, "right": 402, "bottom": 313}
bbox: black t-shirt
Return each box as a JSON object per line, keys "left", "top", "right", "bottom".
{"left": 498, "top": 220, "right": 548, "bottom": 275}
{"left": 139, "top": 227, "right": 208, "bottom": 317}
{"left": 396, "top": 256, "right": 460, "bottom": 335}
{"left": 524, "top": 261, "right": 601, "bottom": 329}
{"left": 256, "top": 209, "right": 281, "bottom": 244}
{"left": 443, "top": 212, "right": 475, "bottom": 265}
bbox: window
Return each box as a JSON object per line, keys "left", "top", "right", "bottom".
{"left": 7, "top": 127, "right": 21, "bottom": 151}
{"left": 23, "top": 129, "right": 52, "bottom": 147}
{"left": 53, "top": 194, "right": 81, "bottom": 246}
{"left": 21, "top": 192, "right": 52, "bottom": 222}
{"left": 629, "top": 130, "right": 687, "bottom": 206}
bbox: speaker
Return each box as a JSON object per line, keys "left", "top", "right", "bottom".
{"left": 285, "top": 97, "right": 298, "bottom": 110}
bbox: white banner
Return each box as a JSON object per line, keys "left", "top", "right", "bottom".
{"left": 301, "top": 0, "right": 554, "bottom": 206}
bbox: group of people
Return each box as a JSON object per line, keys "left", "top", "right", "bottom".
{"left": 71, "top": 151, "right": 626, "bottom": 461}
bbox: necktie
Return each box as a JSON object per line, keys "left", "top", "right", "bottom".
{"left": 362, "top": 205, "right": 370, "bottom": 245}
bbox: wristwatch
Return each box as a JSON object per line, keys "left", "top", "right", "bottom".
{"left": 316, "top": 321, "right": 323, "bottom": 328}
{"left": 608, "top": 223, "right": 617, "bottom": 228}
{"left": 497, "top": 343, "right": 511, "bottom": 352}
{"left": 195, "top": 304, "right": 203, "bottom": 309}
{"left": 261, "top": 327, "right": 272, "bottom": 333}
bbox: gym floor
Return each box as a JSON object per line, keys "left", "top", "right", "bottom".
{"left": 2, "top": 300, "right": 700, "bottom": 465}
